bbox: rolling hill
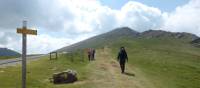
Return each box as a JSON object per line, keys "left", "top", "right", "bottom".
{"left": 56, "top": 27, "right": 140, "bottom": 52}
{"left": 141, "top": 29, "right": 198, "bottom": 40}
{"left": 0, "top": 27, "right": 200, "bottom": 88}
{"left": 56, "top": 27, "right": 199, "bottom": 52}
{"left": 0, "top": 48, "right": 20, "bottom": 56}
{"left": 0, "top": 48, "right": 21, "bottom": 59}
{"left": 191, "top": 38, "right": 200, "bottom": 47}
{"left": 54, "top": 27, "right": 200, "bottom": 88}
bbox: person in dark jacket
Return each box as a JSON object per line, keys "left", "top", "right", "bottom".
{"left": 117, "top": 47, "right": 128, "bottom": 73}
{"left": 92, "top": 49, "right": 96, "bottom": 60}
{"left": 87, "top": 48, "right": 91, "bottom": 61}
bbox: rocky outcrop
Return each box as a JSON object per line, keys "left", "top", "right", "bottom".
{"left": 51, "top": 69, "right": 78, "bottom": 84}
{"left": 191, "top": 38, "right": 200, "bottom": 47}
{"left": 141, "top": 30, "right": 199, "bottom": 40}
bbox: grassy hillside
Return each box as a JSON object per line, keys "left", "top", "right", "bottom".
{"left": 56, "top": 27, "right": 199, "bottom": 53}
{"left": 0, "top": 48, "right": 21, "bottom": 60}
{"left": 55, "top": 27, "right": 200, "bottom": 88}
{"left": 0, "top": 51, "right": 90, "bottom": 88}
{"left": 110, "top": 37, "right": 200, "bottom": 88}
{"left": 0, "top": 56, "right": 19, "bottom": 60}
{"left": 56, "top": 27, "right": 139, "bottom": 52}
{"left": 0, "top": 37, "right": 200, "bottom": 88}
{"left": 1, "top": 27, "right": 200, "bottom": 88}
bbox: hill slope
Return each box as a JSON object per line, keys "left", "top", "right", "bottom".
{"left": 191, "top": 38, "right": 200, "bottom": 47}
{"left": 1, "top": 40, "right": 199, "bottom": 88}
{"left": 56, "top": 27, "right": 199, "bottom": 52}
{"left": 55, "top": 27, "right": 200, "bottom": 88}
{"left": 141, "top": 30, "right": 198, "bottom": 40}
{"left": 56, "top": 27, "right": 139, "bottom": 52}
{"left": 0, "top": 27, "right": 200, "bottom": 88}
{"left": 0, "top": 48, "right": 20, "bottom": 56}
{"left": 0, "top": 48, "right": 21, "bottom": 59}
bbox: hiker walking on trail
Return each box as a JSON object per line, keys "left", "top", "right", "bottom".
{"left": 92, "top": 49, "right": 96, "bottom": 60}
{"left": 117, "top": 47, "right": 128, "bottom": 74}
{"left": 87, "top": 48, "right": 91, "bottom": 61}
{"left": 87, "top": 48, "right": 96, "bottom": 61}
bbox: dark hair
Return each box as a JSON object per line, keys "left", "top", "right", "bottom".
{"left": 120, "top": 47, "right": 125, "bottom": 51}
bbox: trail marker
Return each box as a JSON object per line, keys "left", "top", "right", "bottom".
{"left": 50, "top": 52, "right": 58, "bottom": 60}
{"left": 17, "top": 21, "right": 37, "bottom": 88}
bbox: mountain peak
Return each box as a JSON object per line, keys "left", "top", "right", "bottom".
{"left": 107, "top": 27, "right": 139, "bottom": 37}
{"left": 115, "top": 27, "right": 133, "bottom": 31}
{"left": 113, "top": 27, "right": 137, "bottom": 33}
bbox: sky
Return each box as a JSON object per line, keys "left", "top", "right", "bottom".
{"left": 101, "top": 0, "right": 189, "bottom": 12}
{"left": 0, "top": 0, "right": 200, "bottom": 54}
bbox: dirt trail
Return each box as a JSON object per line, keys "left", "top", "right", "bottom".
{"left": 75, "top": 48, "right": 154, "bottom": 88}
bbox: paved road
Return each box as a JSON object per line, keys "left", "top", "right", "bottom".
{"left": 0, "top": 55, "right": 46, "bottom": 67}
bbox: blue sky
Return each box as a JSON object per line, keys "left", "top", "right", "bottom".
{"left": 101, "top": 0, "right": 189, "bottom": 12}
{"left": 0, "top": 0, "right": 199, "bottom": 54}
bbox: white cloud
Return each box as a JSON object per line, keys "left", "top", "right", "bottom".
{"left": 62, "top": 0, "right": 165, "bottom": 33}
{"left": 25, "top": 0, "right": 167, "bottom": 54}
{"left": 0, "top": 31, "right": 4, "bottom": 38}
{"left": 116, "top": 1, "right": 165, "bottom": 32}
{"left": 61, "top": 0, "right": 117, "bottom": 33}
{"left": 163, "top": 0, "right": 200, "bottom": 35}
{"left": 26, "top": 33, "right": 96, "bottom": 54}
{"left": 0, "top": 0, "right": 200, "bottom": 54}
{"left": 26, "top": 34, "right": 70, "bottom": 54}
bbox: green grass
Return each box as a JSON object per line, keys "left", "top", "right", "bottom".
{"left": 0, "top": 56, "right": 19, "bottom": 60}
{"left": 110, "top": 37, "right": 200, "bottom": 88}
{"left": 1, "top": 37, "right": 200, "bottom": 88}
{"left": 0, "top": 51, "right": 90, "bottom": 88}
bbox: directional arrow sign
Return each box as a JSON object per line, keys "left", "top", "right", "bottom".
{"left": 17, "top": 28, "right": 37, "bottom": 35}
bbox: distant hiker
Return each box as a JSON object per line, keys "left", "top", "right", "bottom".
{"left": 87, "top": 48, "right": 96, "bottom": 61}
{"left": 92, "top": 49, "right": 96, "bottom": 60}
{"left": 117, "top": 47, "right": 128, "bottom": 74}
{"left": 87, "top": 48, "right": 91, "bottom": 61}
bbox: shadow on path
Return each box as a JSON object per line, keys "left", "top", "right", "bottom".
{"left": 124, "top": 72, "right": 135, "bottom": 77}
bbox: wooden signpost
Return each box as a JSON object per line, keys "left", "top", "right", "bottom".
{"left": 17, "top": 21, "right": 37, "bottom": 88}
{"left": 50, "top": 52, "right": 58, "bottom": 60}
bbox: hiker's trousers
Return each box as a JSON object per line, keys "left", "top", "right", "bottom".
{"left": 120, "top": 61, "right": 125, "bottom": 73}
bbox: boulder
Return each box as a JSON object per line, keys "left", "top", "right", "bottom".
{"left": 52, "top": 69, "right": 78, "bottom": 84}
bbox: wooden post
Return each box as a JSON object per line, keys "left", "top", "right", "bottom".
{"left": 22, "top": 24, "right": 26, "bottom": 88}
{"left": 49, "top": 52, "right": 51, "bottom": 60}
{"left": 50, "top": 52, "right": 57, "bottom": 60}
{"left": 17, "top": 21, "right": 37, "bottom": 88}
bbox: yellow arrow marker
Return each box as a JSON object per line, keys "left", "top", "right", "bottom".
{"left": 17, "top": 28, "right": 37, "bottom": 35}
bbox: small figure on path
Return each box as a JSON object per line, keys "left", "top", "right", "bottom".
{"left": 87, "top": 48, "right": 91, "bottom": 61}
{"left": 92, "top": 49, "right": 96, "bottom": 60}
{"left": 87, "top": 48, "right": 96, "bottom": 61}
{"left": 117, "top": 47, "right": 128, "bottom": 74}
